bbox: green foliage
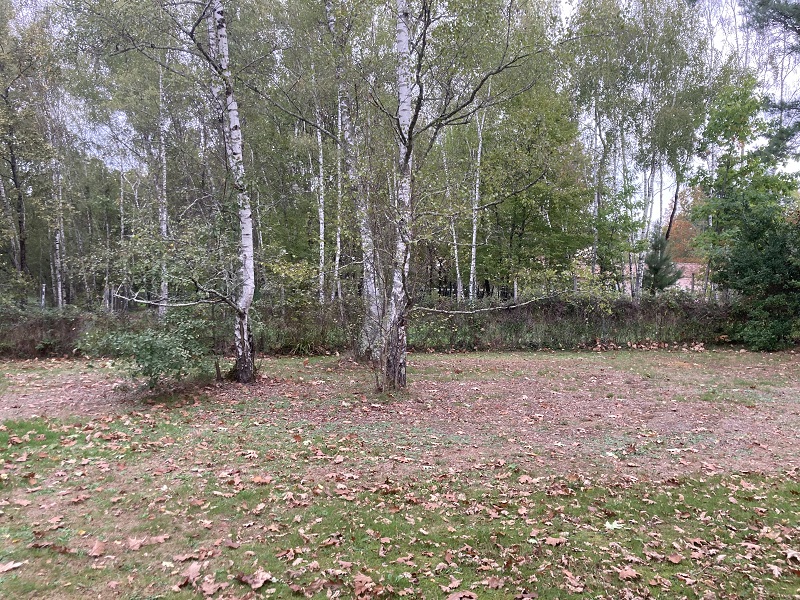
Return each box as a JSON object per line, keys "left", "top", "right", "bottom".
{"left": 409, "top": 292, "right": 728, "bottom": 352}
{"left": 82, "top": 311, "right": 213, "bottom": 387}
{"left": 692, "top": 77, "right": 800, "bottom": 350}
{"left": 642, "top": 231, "right": 683, "bottom": 294}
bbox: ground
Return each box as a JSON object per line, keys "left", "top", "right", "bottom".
{"left": 1, "top": 349, "right": 799, "bottom": 599}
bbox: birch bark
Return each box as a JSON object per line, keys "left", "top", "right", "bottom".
{"left": 52, "top": 160, "right": 64, "bottom": 309}
{"left": 209, "top": 0, "right": 255, "bottom": 382}
{"left": 469, "top": 106, "right": 486, "bottom": 300}
{"left": 157, "top": 65, "right": 169, "bottom": 320}
{"left": 314, "top": 89, "right": 326, "bottom": 304}
{"left": 330, "top": 92, "right": 343, "bottom": 303}
{"left": 385, "top": 0, "right": 414, "bottom": 389}
{"left": 442, "top": 143, "right": 463, "bottom": 301}
{"left": 325, "top": 0, "right": 384, "bottom": 361}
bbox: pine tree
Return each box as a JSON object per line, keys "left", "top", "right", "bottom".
{"left": 642, "top": 232, "right": 683, "bottom": 295}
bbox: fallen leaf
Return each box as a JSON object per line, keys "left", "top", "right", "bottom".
{"left": 127, "top": 537, "right": 147, "bottom": 551}
{"left": 0, "top": 561, "right": 24, "bottom": 573}
{"left": 439, "top": 575, "right": 462, "bottom": 593}
{"left": 200, "top": 575, "right": 228, "bottom": 596}
{"left": 485, "top": 575, "right": 505, "bottom": 589}
{"left": 88, "top": 539, "right": 106, "bottom": 557}
{"left": 618, "top": 566, "right": 640, "bottom": 581}
{"left": 237, "top": 567, "right": 274, "bottom": 590}
{"left": 181, "top": 561, "right": 202, "bottom": 584}
{"left": 173, "top": 552, "right": 199, "bottom": 562}
{"left": 354, "top": 573, "right": 375, "bottom": 598}
{"left": 667, "top": 554, "right": 683, "bottom": 564}
{"left": 563, "top": 569, "right": 584, "bottom": 593}
{"left": 446, "top": 592, "right": 478, "bottom": 600}
{"left": 149, "top": 534, "right": 169, "bottom": 544}
{"left": 767, "top": 564, "right": 782, "bottom": 578}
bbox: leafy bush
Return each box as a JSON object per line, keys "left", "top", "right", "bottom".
{"left": 81, "top": 311, "right": 212, "bottom": 387}
{"left": 729, "top": 294, "right": 800, "bottom": 351}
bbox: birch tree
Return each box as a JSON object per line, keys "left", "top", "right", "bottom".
{"left": 206, "top": 0, "right": 256, "bottom": 383}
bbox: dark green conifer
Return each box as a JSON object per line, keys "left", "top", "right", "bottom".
{"left": 642, "top": 232, "right": 683, "bottom": 295}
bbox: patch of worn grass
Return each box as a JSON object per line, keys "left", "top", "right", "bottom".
{"left": 1, "top": 399, "right": 798, "bottom": 599}
{"left": 1, "top": 351, "right": 799, "bottom": 598}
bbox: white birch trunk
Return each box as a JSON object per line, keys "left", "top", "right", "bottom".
{"left": 210, "top": 0, "right": 256, "bottom": 382}
{"left": 326, "top": 0, "right": 383, "bottom": 360}
{"left": 158, "top": 65, "right": 169, "bottom": 320}
{"left": 385, "top": 0, "right": 414, "bottom": 389}
{"left": 469, "top": 107, "right": 486, "bottom": 300}
{"left": 330, "top": 92, "right": 343, "bottom": 303}
{"left": 633, "top": 158, "right": 658, "bottom": 297}
{"left": 314, "top": 89, "right": 326, "bottom": 305}
{"left": 53, "top": 162, "right": 64, "bottom": 309}
{"left": 442, "top": 141, "right": 463, "bottom": 302}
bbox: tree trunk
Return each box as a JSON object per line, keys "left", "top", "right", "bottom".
{"left": 326, "top": 0, "right": 383, "bottom": 361}
{"left": 209, "top": 0, "right": 255, "bottom": 382}
{"left": 53, "top": 162, "right": 65, "bottom": 309}
{"left": 8, "top": 140, "right": 27, "bottom": 275}
{"left": 1, "top": 176, "right": 20, "bottom": 271}
{"left": 330, "top": 91, "right": 343, "bottom": 303}
{"left": 313, "top": 72, "right": 326, "bottom": 305}
{"left": 157, "top": 65, "right": 169, "bottom": 320}
{"left": 385, "top": 0, "right": 414, "bottom": 390}
{"left": 469, "top": 107, "right": 486, "bottom": 300}
{"left": 442, "top": 140, "right": 463, "bottom": 302}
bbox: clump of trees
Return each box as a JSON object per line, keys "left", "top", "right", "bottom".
{"left": 0, "top": 0, "right": 797, "bottom": 385}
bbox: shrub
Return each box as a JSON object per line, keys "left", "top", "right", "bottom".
{"left": 81, "top": 311, "right": 213, "bottom": 387}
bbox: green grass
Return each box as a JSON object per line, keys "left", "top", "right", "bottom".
{"left": 1, "top": 351, "right": 799, "bottom": 598}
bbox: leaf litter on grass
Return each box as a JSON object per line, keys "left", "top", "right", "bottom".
{"left": 1, "top": 350, "right": 799, "bottom": 598}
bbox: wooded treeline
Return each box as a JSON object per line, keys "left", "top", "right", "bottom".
{"left": 0, "top": 0, "right": 798, "bottom": 384}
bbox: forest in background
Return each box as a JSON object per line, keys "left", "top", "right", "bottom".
{"left": 0, "top": 0, "right": 798, "bottom": 386}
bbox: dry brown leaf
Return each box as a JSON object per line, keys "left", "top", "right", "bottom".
{"left": 181, "top": 561, "right": 202, "bottom": 583}
{"left": 88, "top": 539, "right": 106, "bottom": 557}
{"left": 439, "top": 575, "right": 463, "bottom": 593}
{"left": 149, "top": 534, "right": 169, "bottom": 544}
{"left": 354, "top": 573, "right": 375, "bottom": 598}
{"left": 0, "top": 561, "right": 24, "bottom": 573}
{"left": 485, "top": 575, "right": 505, "bottom": 589}
{"left": 667, "top": 553, "right": 683, "bottom": 564}
{"left": 127, "top": 537, "right": 147, "bottom": 551}
{"left": 237, "top": 567, "right": 273, "bottom": 590}
{"left": 173, "top": 552, "right": 199, "bottom": 562}
{"left": 563, "top": 569, "right": 585, "bottom": 593}
{"left": 200, "top": 575, "right": 228, "bottom": 596}
{"left": 618, "top": 566, "right": 640, "bottom": 581}
{"left": 446, "top": 592, "right": 478, "bottom": 600}
{"left": 545, "top": 536, "right": 567, "bottom": 546}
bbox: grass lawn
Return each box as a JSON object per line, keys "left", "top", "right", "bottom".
{"left": 1, "top": 350, "right": 799, "bottom": 599}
